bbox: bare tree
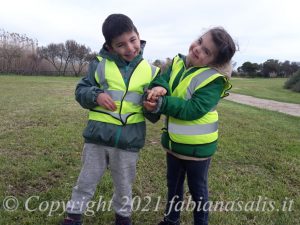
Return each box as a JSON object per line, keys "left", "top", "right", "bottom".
{"left": 63, "top": 40, "right": 78, "bottom": 75}
{"left": 38, "top": 43, "right": 66, "bottom": 75}
{"left": 0, "top": 29, "right": 37, "bottom": 73}
{"left": 27, "top": 52, "right": 43, "bottom": 74}
{"left": 70, "top": 43, "right": 92, "bottom": 76}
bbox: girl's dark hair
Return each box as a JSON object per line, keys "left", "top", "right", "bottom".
{"left": 102, "top": 14, "right": 138, "bottom": 47}
{"left": 208, "top": 27, "right": 236, "bottom": 66}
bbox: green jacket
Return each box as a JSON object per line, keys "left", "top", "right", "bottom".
{"left": 75, "top": 41, "right": 159, "bottom": 152}
{"left": 149, "top": 54, "right": 227, "bottom": 157}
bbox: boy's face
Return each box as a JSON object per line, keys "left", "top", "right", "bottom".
{"left": 186, "top": 32, "right": 218, "bottom": 67}
{"left": 108, "top": 31, "right": 141, "bottom": 62}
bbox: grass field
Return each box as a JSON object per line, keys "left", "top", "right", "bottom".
{"left": 0, "top": 75, "right": 299, "bottom": 225}
{"left": 230, "top": 78, "right": 300, "bottom": 104}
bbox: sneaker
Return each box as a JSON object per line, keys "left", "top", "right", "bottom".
{"left": 60, "top": 218, "right": 83, "bottom": 225}
{"left": 115, "top": 213, "right": 132, "bottom": 225}
{"left": 157, "top": 218, "right": 180, "bottom": 225}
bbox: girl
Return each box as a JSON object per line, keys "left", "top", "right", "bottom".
{"left": 144, "top": 27, "right": 236, "bottom": 225}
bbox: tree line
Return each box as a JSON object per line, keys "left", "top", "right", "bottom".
{"left": 236, "top": 60, "right": 300, "bottom": 78}
{"left": 0, "top": 29, "right": 96, "bottom": 76}
{"left": 1, "top": 29, "right": 299, "bottom": 78}
{"left": 153, "top": 59, "right": 300, "bottom": 79}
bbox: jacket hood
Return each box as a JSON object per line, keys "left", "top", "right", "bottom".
{"left": 99, "top": 40, "right": 146, "bottom": 67}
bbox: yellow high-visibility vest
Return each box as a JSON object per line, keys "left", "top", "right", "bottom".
{"left": 167, "top": 55, "right": 231, "bottom": 144}
{"left": 89, "top": 56, "right": 159, "bottom": 125}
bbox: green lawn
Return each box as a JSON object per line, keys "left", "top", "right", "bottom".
{"left": 230, "top": 78, "right": 300, "bottom": 104}
{"left": 0, "top": 75, "right": 299, "bottom": 225}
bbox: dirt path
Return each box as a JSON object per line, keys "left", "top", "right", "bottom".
{"left": 225, "top": 93, "right": 300, "bottom": 117}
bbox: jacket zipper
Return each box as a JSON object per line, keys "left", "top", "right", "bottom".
{"left": 114, "top": 59, "right": 143, "bottom": 147}
{"left": 118, "top": 59, "right": 143, "bottom": 125}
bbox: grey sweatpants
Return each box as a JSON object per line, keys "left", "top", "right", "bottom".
{"left": 66, "top": 143, "right": 139, "bottom": 217}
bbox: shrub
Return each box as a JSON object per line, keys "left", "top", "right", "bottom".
{"left": 284, "top": 70, "right": 300, "bottom": 92}
{"left": 291, "top": 80, "right": 300, "bottom": 92}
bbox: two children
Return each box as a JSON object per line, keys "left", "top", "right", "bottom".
{"left": 144, "top": 27, "right": 236, "bottom": 225}
{"left": 62, "top": 14, "right": 159, "bottom": 225}
{"left": 63, "top": 12, "right": 236, "bottom": 225}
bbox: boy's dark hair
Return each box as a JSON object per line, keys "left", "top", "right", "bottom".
{"left": 102, "top": 14, "right": 138, "bottom": 47}
{"left": 208, "top": 27, "right": 236, "bottom": 66}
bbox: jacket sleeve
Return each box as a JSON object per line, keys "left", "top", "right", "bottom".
{"left": 142, "top": 91, "right": 161, "bottom": 123}
{"left": 159, "top": 77, "right": 225, "bottom": 120}
{"left": 75, "top": 59, "right": 104, "bottom": 109}
{"left": 148, "top": 65, "right": 172, "bottom": 94}
{"left": 142, "top": 65, "right": 172, "bottom": 120}
{"left": 143, "top": 109, "right": 161, "bottom": 123}
{"left": 142, "top": 68, "right": 162, "bottom": 123}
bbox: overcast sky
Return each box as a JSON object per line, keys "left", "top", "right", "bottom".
{"left": 1, "top": 0, "right": 300, "bottom": 67}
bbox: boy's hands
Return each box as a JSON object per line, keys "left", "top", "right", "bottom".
{"left": 96, "top": 93, "right": 117, "bottom": 111}
{"left": 146, "top": 86, "right": 167, "bottom": 102}
{"left": 143, "top": 86, "right": 167, "bottom": 112}
{"left": 96, "top": 86, "right": 167, "bottom": 112}
{"left": 143, "top": 98, "right": 158, "bottom": 112}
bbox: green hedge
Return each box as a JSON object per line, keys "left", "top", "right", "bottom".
{"left": 284, "top": 70, "right": 300, "bottom": 92}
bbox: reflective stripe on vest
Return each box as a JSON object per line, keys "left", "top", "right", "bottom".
{"left": 105, "top": 90, "right": 142, "bottom": 105}
{"left": 168, "top": 122, "right": 218, "bottom": 135}
{"left": 167, "top": 55, "right": 227, "bottom": 145}
{"left": 89, "top": 56, "right": 159, "bottom": 125}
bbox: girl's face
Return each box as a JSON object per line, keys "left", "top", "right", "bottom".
{"left": 186, "top": 32, "right": 218, "bottom": 67}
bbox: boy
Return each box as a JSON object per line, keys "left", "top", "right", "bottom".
{"left": 62, "top": 14, "right": 160, "bottom": 225}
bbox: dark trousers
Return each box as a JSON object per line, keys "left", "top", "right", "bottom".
{"left": 164, "top": 153, "right": 211, "bottom": 225}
